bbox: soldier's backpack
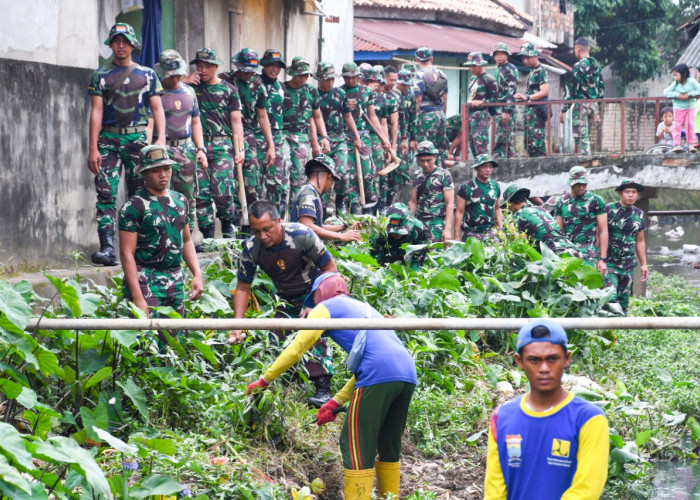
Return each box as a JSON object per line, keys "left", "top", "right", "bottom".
{"left": 422, "top": 67, "right": 447, "bottom": 105}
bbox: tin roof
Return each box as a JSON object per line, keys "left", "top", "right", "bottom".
{"left": 677, "top": 31, "right": 700, "bottom": 69}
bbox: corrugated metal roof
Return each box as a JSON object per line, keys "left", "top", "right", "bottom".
{"left": 677, "top": 31, "right": 700, "bottom": 68}
{"left": 354, "top": 0, "right": 526, "bottom": 30}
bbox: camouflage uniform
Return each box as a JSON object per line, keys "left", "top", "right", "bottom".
{"left": 523, "top": 65, "right": 548, "bottom": 157}
{"left": 395, "top": 72, "right": 417, "bottom": 184}
{"left": 414, "top": 63, "right": 448, "bottom": 160}
{"left": 370, "top": 203, "right": 428, "bottom": 266}
{"left": 378, "top": 88, "right": 401, "bottom": 206}
{"left": 238, "top": 223, "right": 335, "bottom": 377}
{"left": 555, "top": 191, "right": 605, "bottom": 265}
{"left": 465, "top": 53, "right": 498, "bottom": 157}
{"left": 457, "top": 156, "right": 501, "bottom": 241}
{"left": 317, "top": 81, "right": 351, "bottom": 202}
{"left": 88, "top": 56, "right": 162, "bottom": 231}
{"left": 446, "top": 114, "right": 462, "bottom": 144}
{"left": 513, "top": 205, "right": 580, "bottom": 256}
{"left": 493, "top": 58, "right": 519, "bottom": 158}
{"left": 341, "top": 67, "right": 376, "bottom": 208}
{"left": 191, "top": 50, "right": 241, "bottom": 232}
{"left": 413, "top": 145, "right": 454, "bottom": 242}
{"left": 563, "top": 57, "right": 604, "bottom": 156}
{"left": 606, "top": 200, "right": 646, "bottom": 312}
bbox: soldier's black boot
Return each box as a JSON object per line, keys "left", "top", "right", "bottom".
{"left": 307, "top": 375, "right": 332, "bottom": 408}
{"left": 362, "top": 204, "right": 376, "bottom": 216}
{"left": 335, "top": 194, "right": 347, "bottom": 215}
{"left": 196, "top": 224, "right": 215, "bottom": 252}
{"left": 349, "top": 202, "right": 361, "bottom": 216}
{"left": 91, "top": 227, "right": 118, "bottom": 266}
{"left": 220, "top": 218, "right": 235, "bottom": 239}
{"left": 239, "top": 225, "right": 251, "bottom": 239}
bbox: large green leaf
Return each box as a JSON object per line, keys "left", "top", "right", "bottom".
{"left": 131, "top": 437, "right": 176, "bottom": 456}
{"left": 111, "top": 330, "right": 140, "bottom": 348}
{"left": 574, "top": 265, "right": 604, "bottom": 289}
{"left": 84, "top": 366, "right": 113, "bottom": 389}
{"left": 80, "top": 403, "right": 108, "bottom": 441}
{"left": 43, "top": 275, "right": 81, "bottom": 318}
{"left": 610, "top": 441, "right": 642, "bottom": 464}
{"left": 129, "top": 474, "right": 183, "bottom": 498}
{"left": 467, "top": 238, "right": 485, "bottom": 266}
{"left": 16, "top": 387, "right": 38, "bottom": 409}
{"left": 117, "top": 378, "right": 150, "bottom": 421}
{"left": 428, "top": 269, "right": 461, "bottom": 292}
{"left": 191, "top": 339, "right": 219, "bottom": 366}
{"left": 0, "top": 378, "right": 23, "bottom": 399}
{"left": 35, "top": 347, "right": 60, "bottom": 377}
{"left": 22, "top": 410, "right": 52, "bottom": 439}
{"left": 92, "top": 427, "right": 138, "bottom": 454}
{"left": 0, "top": 281, "right": 32, "bottom": 334}
{"left": 0, "top": 422, "right": 35, "bottom": 470}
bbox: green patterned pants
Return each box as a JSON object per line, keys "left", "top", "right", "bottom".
{"left": 606, "top": 265, "right": 634, "bottom": 313}
{"left": 169, "top": 140, "right": 198, "bottom": 231}
{"left": 493, "top": 112, "right": 515, "bottom": 158}
{"left": 256, "top": 131, "right": 290, "bottom": 208}
{"left": 524, "top": 106, "right": 547, "bottom": 157}
{"left": 572, "top": 104, "right": 595, "bottom": 156}
{"left": 196, "top": 139, "right": 235, "bottom": 230}
{"left": 285, "top": 131, "right": 311, "bottom": 202}
{"left": 468, "top": 110, "right": 491, "bottom": 157}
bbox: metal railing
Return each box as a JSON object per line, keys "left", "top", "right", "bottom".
{"left": 27, "top": 317, "right": 700, "bottom": 331}
{"left": 459, "top": 96, "right": 672, "bottom": 161}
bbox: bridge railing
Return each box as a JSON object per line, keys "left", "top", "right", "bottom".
{"left": 459, "top": 96, "right": 672, "bottom": 161}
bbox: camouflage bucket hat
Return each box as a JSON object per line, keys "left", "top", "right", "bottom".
{"left": 314, "top": 61, "right": 336, "bottom": 80}
{"left": 502, "top": 184, "right": 531, "bottom": 204}
{"left": 401, "top": 63, "right": 418, "bottom": 74}
{"left": 397, "top": 69, "right": 412, "bottom": 84}
{"left": 104, "top": 23, "right": 141, "bottom": 50}
{"left": 232, "top": 48, "right": 260, "bottom": 73}
{"left": 288, "top": 56, "right": 312, "bottom": 76}
{"left": 361, "top": 65, "right": 378, "bottom": 82}
{"left": 492, "top": 42, "right": 511, "bottom": 56}
{"left": 567, "top": 166, "right": 589, "bottom": 185}
{"left": 615, "top": 178, "right": 644, "bottom": 193}
{"left": 373, "top": 65, "right": 386, "bottom": 84}
{"left": 415, "top": 46, "right": 433, "bottom": 61}
{"left": 137, "top": 145, "right": 177, "bottom": 175}
{"left": 341, "top": 62, "right": 360, "bottom": 77}
{"left": 415, "top": 140, "right": 439, "bottom": 157}
{"left": 305, "top": 154, "right": 340, "bottom": 181}
{"left": 473, "top": 153, "right": 498, "bottom": 169}
{"left": 156, "top": 51, "right": 187, "bottom": 80}
{"left": 260, "top": 49, "right": 286, "bottom": 68}
{"left": 386, "top": 203, "right": 412, "bottom": 236}
{"left": 190, "top": 48, "right": 223, "bottom": 66}
{"left": 463, "top": 52, "right": 487, "bottom": 67}
{"left": 518, "top": 42, "right": 541, "bottom": 57}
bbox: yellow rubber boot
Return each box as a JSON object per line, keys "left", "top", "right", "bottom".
{"left": 375, "top": 460, "right": 401, "bottom": 498}
{"left": 344, "top": 468, "right": 375, "bottom": 500}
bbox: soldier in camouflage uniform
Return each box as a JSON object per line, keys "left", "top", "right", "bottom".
{"left": 88, "top": 23, "right": 166, "bottom": 267}
{"left": 503, "top": 184, "right": 581, "bottom": 256}
{"left": 119, "top": 145, "right": 203, "bottom": 331}
{"left": 515, "top": 43, "right": 549, "bottom": 157}
{"left": 409, "top": 141, "right": 454, "bottom": 242}
{"left": 283, "top": 57, "right": 331, "bottom": 203}
{"left": 446, "top": 114, "right": 464, "bottom": 159}
{"left": 560, "top": 38, "right": 604, "bottom": 156}
{"left": 605, "top": 179, "right": 648, "bottom": 313}
{"left": 154, "top": 50, "right": 207, "bottom": 235}
{"left": 220, "top": 49, "right": 275, "bottom": 218}
{"left": 340, "top": 63, "right": 389, "bottom": 214}
{"left": 370, "top": 202, "right": 429, "bottom": 267}
{"left": 228, "top": 200, "right": 338, "bottom": 407}
{"left": 464, "top": 52, "right": 498, "bottom": 157}
{"left": 190, "top": 48, "right": 244, "bottom": 239}
{"left": 396, "top": 69, "right": 417, "bottom": 179}
{"left": 414, "top": 47, "right": 449, "bottom": 164}
{"left": 258, "top": 50, "right": 290, "bottom": 213}
{"left": 364, "top": 66, "right": 389, "bottom": 211}
{"left": 377, "top": 65, "right": 400, "bottom": 210}
{"left": 492, "top": 43, "right": 519, "bottom": 158}
{"left": 454, "top": 154, "right": 502, "bottom": 241}
{"left": 314, "top": 62, "right": 362, "bottom": 214}
{"left": 555, "top": 166, "right": 608, "bottom": 270}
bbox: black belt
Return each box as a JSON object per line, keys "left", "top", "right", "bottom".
{"left": 204, "top": 134, "right": 231, "bottom": 142}
{"left": 168, "top": 137, "right": 191, "bottom": 147}
{"left": 102, "top": 125, "right": 146, "bottom": 135}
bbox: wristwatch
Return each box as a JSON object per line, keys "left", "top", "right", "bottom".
{"left": 600, "top": 256, "right": 608, "bottom": 262}
{"left": 527, "top": 95, "right": 531, "bottom": 102}
{"left": 196, "top": 147, "right": 206, "bottom": 154}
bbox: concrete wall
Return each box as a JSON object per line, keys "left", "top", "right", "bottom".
{"left": 0, "top": 59, "right": 98, "bottom": 268}
{"left": 0, "top": 0, "right": 98, "bottom": 69}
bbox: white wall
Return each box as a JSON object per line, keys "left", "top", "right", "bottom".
{"left": 0, "top": 0, "right": 98, "bottom": 69}
{"left": 321, "top": 0, "right": 354, "bottom": 73}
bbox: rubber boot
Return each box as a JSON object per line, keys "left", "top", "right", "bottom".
{"left": 336, "top": 194, "right": 347, "bottom": 215}
{"left": 362, "top": 205, "right": 375, "bottom": 216}
{"left": 349, "top": 202, "right": 361, "bottom": 216}
{"left": 344, "top": 468, "right": 375, "bottom": 500}
{"left": 196, "top": 224, "right": 215, "bottom": 253}
{"left": 91, "top": 226, "right": 118, "bottom": 266}
{"left": 220, "top": 218, "right": 235, "bottom": 239}
{"left": 307, "top": 375, "right": 332, "bottom": 408}
{"left": 375, "top": 461, "right": 400, "bottom": 499}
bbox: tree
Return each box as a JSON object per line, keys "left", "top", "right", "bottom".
{"left": 570, "top": 0, "right": 679, "bottom": 87}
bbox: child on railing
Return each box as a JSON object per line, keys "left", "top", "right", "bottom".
{"left": 663, "top": 63, "right": 700, "bottom": 151}
{"left": 655, "top": 106, "right": 674, "bottom": 147}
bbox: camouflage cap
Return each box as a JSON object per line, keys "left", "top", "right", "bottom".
{"left": 397, "top": 69, "right": 412, "bottom": 84}
{"left": 415, "top": 140, "right": 439, "bottom": 157}
{"left": 305, "top": 154, "right": 340, "bottom": 181}
{"left": 104, "top": 23, "right": 141, "bottom": 50}
{"left": 190, "top": 48, "right": 223, "bottom": 66}
{"left": 502, "top": 183, "right": 531, "bottom": 203}
{"left": 156, "top": 50, "right": 187, "bottom": 80}
{"left": 567, "top": 166, "right": 589, "bottom": 185}
{"left": 463, "top": 52, "right": 487, "bottom": 67}
{"left": 341, "top": 62, "right": 361, "bottom": 77}
{"left": 615, "top": 178, "right": 644, "bottom": 193}
{"left": 401, "top": 62, "right": 418, "bottom": 74}
{"left": 260, "top": 49, "right": 286, "bottom": 68}
{"left": 492, "top": 42, "right": 511, "bottom": 56}
{"left": 518, "top": 42, "right": 541, "bottom": 57}
{"left": 288, "top": 56, "right": 312, "bottom": 76}
{"left": 373, "top": 64, "right": 386, "bottom": 84}
{"left": 361, "top": 64, "right": 379, "bottom": 82}
{"left": 386, "top": 203, "right": 413, "bottom": 236}
{"left": 415, "top": 47, "right": 433, "bottom": 61}
{"left": 314, "top": 61, "right": 336, "bottom": 80}
{"left": 137, "top": 145, "right": 177, "bottom": 175}
{"left": 473, "top": 153, "right": 498, "bottom": 169}
{"left": 232, "top": 48, "right": 260, "bottom": 73}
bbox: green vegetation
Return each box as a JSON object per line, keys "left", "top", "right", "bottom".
{"left": 0, "top": 226, "right": 697, "bottom": 498}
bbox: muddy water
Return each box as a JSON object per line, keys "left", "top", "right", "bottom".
{"left": 645, "top": 218, "right": 700, "bottom": 289}
{"left": 652, "top": 459, "right": 700, "bottom": 499}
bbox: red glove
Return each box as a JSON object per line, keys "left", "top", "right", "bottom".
{"left": 246, "top": 377, "right": 269, "bottom": 396}
{"left": 316, "top": 398, "right": 341, "bottom": 426}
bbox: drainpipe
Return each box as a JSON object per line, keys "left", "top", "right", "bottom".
{"left": 283, "top": 0, "right": 289, "bottom": 63}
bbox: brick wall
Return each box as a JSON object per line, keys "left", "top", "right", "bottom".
{"left": 536, "top": 0, "right": 574, "bottom": 48}
{"left": 599, "top": 100, "right": 673, "bottom": 152}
